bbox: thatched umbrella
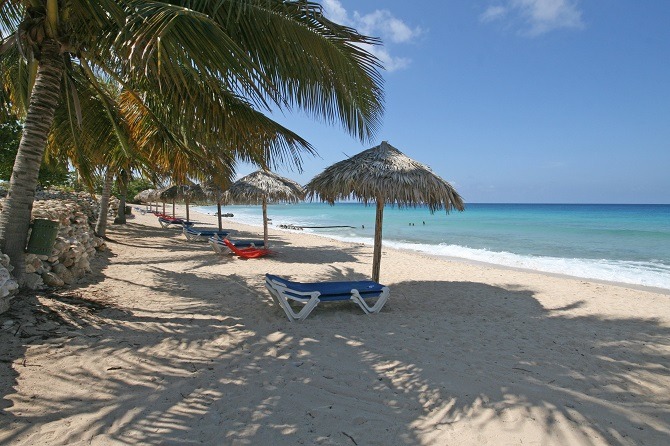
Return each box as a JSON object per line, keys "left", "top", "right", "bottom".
{"left": 159, "top": 184, "right": 205, "bottom": 220}
{"left": 159, "top": 185, "right": 187, "bottom": 217}
{"left": 226, "top": 170, "right": 305, "bottom": 247}
{"left": 306, "top": 141, "right": 465, "bottom": 282}
{"left": 134, "top": 189, "right": 158, "bottom": 211}
{"left": 183, "top": 184, "right": 207, "bottom": 222}
{"left": 133, "top": 188, "right": 156, "bottom": 211}
{"left": 133, "top": 189, "right": 153, "bottom": 202}
{"left": 203, "top": 181, "right": 231, "bottom": 231}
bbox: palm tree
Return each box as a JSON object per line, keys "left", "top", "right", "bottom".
{"left": 1, "top": 1, "right": 384, "bottom": 283}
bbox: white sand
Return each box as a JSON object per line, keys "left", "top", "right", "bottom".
{"left": 1, "top": 206, "right": 669, "bottom": 445}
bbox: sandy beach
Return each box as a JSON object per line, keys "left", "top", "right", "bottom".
{"left": 1, "top": 206, "right": 669, "bottom": 445}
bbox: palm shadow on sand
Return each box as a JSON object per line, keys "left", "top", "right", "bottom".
{"left": 2, "top": 262, "right": 669, "bottom": 445}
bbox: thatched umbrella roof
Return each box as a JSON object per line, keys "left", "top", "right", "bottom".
{"left": 133, "top": 188, "right": 156, "bottom": 203}
{"left": 227, "top": 170, "right": 305, "bottom": 247}
{"left": 158, "top": 184, "right": 206, "bottom": 221}
{"left": 134, "top": 189, "right": 162, "bottom": 212}
{"left": 306, "top": 141, "right": 464, "bottom": 281}
{"left": 158, "top": 185, "right": 188, "bottom": 201}
{"left": 183, "top": 184, "right": 207, "bottom": 222}
{"left": 203, "top": 181, "right": 232, "bottom": 231}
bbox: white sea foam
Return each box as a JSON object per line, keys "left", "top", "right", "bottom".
{"left": 311, "top": 233, "right": 670, "bottom": 291}
{"left": 194, "top": 207, "right": 670, "bottom": 290}
{"left": 386, "top": 241, "right": 670, "bottom": 290}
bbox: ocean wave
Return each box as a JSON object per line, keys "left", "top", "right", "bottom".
{"left": 309, "top": 233, "right": 670, "bottom": 290}
{"left": 193, "top": 206, "right": 670, "bottom": 290}
{"left": 383, "top": 240, "right": 670, "bottom": 290}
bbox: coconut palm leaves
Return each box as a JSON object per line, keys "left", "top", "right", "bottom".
{"left": 0, "top": 0, "right": 385, "bottom": 282}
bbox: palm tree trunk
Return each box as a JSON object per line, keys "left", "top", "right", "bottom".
{"left": 185, "top": 197, "right": 190, "bottom": 222}
{"left": 372, "top": 197, "right": 385, "bottom": 282}
{"left": 0, "top": 40, "right": 63, "bottom": 284}
{"left": 114, "top": 181, "right": 127, "bottom": 224}
{"left": 95, "top": 169, "right": 115, "bottom": 237}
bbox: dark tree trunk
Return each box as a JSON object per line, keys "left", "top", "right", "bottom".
{"left": 95, "top": 169, "right": 115, "bottom": 237}
{"left": 114, "top": 181, "right": 128, "bottom": 224}
{"left": 0, "top": 40, "right": 63, "bottom": 284}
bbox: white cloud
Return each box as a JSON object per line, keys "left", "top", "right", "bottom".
{"left": 320, "top": 0, "right": 420, "bottom": 71}
{"left": 481, "top": 6, "right": 508, "bottom": 23}
{"left": 481, "top": 0, "right": 584, "bottom": 36}
{"left": 368, "top": 47, "right": 411, "bottom": 72}
{"left": 353, "top": 10, "right": 422, "bottom": 44}
{"left": 321, "top": 0, "right": 348, "bottom": 24}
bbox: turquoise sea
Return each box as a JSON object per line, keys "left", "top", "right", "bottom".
{"left": 194, "top": 203, "right": 670, "bottom": 290}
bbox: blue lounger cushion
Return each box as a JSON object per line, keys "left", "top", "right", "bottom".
{"left": 266, "top": 274, "right": 385, "bottom": 301}
{"left": 228, "top": 239, "right": 265, "bottom": 248}
{"left": 184, "top": 226, "right": 229, "bottom": 241}
{"left": 265, "top": 274, "right": 390, "bottom": 321}
{"left": 159, "top": 217, "right": 194, "bottom": 227}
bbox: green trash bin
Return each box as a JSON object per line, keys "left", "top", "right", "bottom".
{"left": 26, "top": 219, "right": 60, "bottom": 256}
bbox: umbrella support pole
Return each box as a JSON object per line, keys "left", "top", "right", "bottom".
{"left": 263, "top": 197, "right": 269, "bottom": 248}
{"left": 217, "top": 201, "right": 223, "bottom": 232}
{"left": 372, "top": 198, "right": 384, "bottom": 282}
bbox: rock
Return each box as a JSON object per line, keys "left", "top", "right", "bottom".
{"left": 52, "top": 264, "right": 74, "bottom": 285}
{"left": 0, "top": 296, "right": 12, "bottom": 314}
{"left": 42, "top": 272, "right": 64, "bottom": 287}
{"left": 0, "top": 190, "right": 103, "bottom": 313}
{"left": 23, "top": 273, "right": 44, "bottom": 290}
{"left": 0, "top": 267, "right": 11, "bottom": 287}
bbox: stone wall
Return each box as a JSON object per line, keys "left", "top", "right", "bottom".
{"left": 0, "top": 190, "right": 106, "bottom": 313}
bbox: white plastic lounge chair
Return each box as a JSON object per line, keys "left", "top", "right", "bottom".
{"left": 264, "top": 273, "right": 390, "bottom": 322}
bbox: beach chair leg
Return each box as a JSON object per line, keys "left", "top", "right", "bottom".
{"left": 265, "top": 284, "right": 320, "bottom": 321}
{"left": 210, "top": 240, "right": 223, "bottom": 254}
{"left": 350, "top": 287, "right": 390, "bottom": 314}
{"left": 281, "top": 292, "right": 320, "bottom": 321}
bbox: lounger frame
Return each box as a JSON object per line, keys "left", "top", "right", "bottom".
{"left": 265, "top": 275, "right": 390, "bottom": 322}
{"left": 183, "top": 226, "right": 229, "bottom": 241}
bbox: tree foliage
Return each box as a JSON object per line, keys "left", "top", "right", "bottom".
{"left": 1, "top": 116, "right": 70, "bottom": 187}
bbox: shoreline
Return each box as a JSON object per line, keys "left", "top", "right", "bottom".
{"left": 187, "top": 205, "right": 670, "bottom": 295}
{"left": 2, "top": 205, "right": 669, "bottom": 445}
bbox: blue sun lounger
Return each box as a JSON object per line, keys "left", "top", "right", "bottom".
{"left": 264, "top": 273, "right": 390, "bottom": 322}
{"left": 183, "top": 226, "right": 229, "bottom": 242}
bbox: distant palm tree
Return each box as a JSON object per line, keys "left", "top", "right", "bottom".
{"left": 0, "top": 0, "right": 384, "bottom": 282}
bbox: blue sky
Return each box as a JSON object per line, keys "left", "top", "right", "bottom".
{"left": 245, "top": 0, "right": 670, "bottom": 204}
